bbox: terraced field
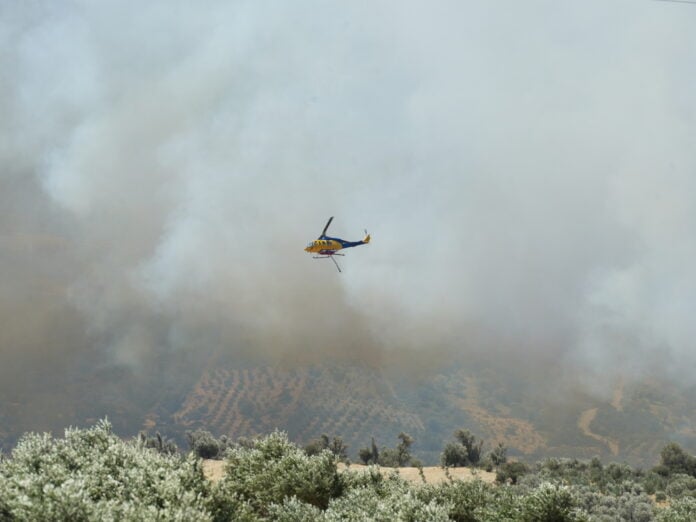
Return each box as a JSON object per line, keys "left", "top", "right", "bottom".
{"left": 164, "top": 358, "right": 696, "bottom": 466}
{"left": 3, "top": 348, "right": 695, "bottom": 467}
{"left": 173, "top": 362, "right": 425, "bottom": 452}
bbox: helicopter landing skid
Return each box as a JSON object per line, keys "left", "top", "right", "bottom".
{"left": 312, "top": 254, "right": 344, "bottom": 272}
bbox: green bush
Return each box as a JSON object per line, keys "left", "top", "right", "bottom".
{"left": 186, "top": 429, "right": 234, "bottom": 460}
{"left": 440, "top": 429, "right": 484, "bottom": 467}
{"left": 519, "top": 483, "right": 579, "bottom": 522}
{"left": 3, "top": 422, "right": 696, "bottom": 521}
{"left": 213, "top": 430, "right": 343, "bottom": 517}
{"left": 0, "top": 420, "right": 213, "bottom": 521}
{"left": 304, "top": 434, "right": 348, "bottom": 463}
{"left": 418, "top": 479, "right": 492, "bottom": 522}
{"left": 657, "top": 496, "right": 696, "bottom": 521}
{"left": 324, "top": 482, "right": 451, "bottom": 521}
{"left": 658, "top": 443, "right": 696, "bottom": 477}
{"left": 497, "top": 461, "right": 530, "bottom": 485}
{"left": 442, "top": 442, "right": 470, "bottom": 467}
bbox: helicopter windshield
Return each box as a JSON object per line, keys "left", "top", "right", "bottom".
{"left": 306, "top": 242, "right": 314, "bottom": 248}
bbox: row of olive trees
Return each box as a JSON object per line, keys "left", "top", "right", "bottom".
{"left": 357, "top": 432, "right": 420, "bottom": 467}
{"left": 184, "top": 425, "right": 502, "bottom": 470}
{"left": 4, "top": 420, "right": 696, "bottom": 521}
{"left": 153, "top": 423, "right": 696, "bottom": 492}
{"left": 0, "top": 420, "right": 586, "bottom": 521}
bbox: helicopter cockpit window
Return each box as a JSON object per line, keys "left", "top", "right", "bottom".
{"left": 307, "top": 242, "right": 314, "bottom": 248}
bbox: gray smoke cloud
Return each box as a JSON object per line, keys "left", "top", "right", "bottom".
{"left": 2, "top": 0, "right": 696, "bottom": 417}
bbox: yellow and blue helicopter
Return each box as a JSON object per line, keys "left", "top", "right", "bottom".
{"left": 304, "top": 216, "right": 370, "bottom": 272}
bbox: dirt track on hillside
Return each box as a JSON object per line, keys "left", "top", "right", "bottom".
{"left": 577, "top": 408, "right": 619, "bottom": 456}
{"left": 202, "top": 459, "right": 496, "bottom": 485}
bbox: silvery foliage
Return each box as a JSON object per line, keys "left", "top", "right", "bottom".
{"left": 186, "top": 430, "right": 236, "bottom": 460}
{"left": 665, "top": 473, "right": 696, "bottom": 498}
{"left": 571, "top": 485, "right": 655, "bottom": 522}
{"left": 3, "top": 420, "right": 687, "bottom": 521}
{"left": 269, "top": 470, "right": 450, "bottom": 521}
{"left": 213, "top": 430, "right": 342, "bottom": 517}
{"left": 0, "top": 419, "right": 213, "bottom": 521}
{"left": 519, "top": 482, "right": 587, "bottom": 522}
{"left": 323, "top": 473, "right": 450, "bottom": 521}
{"left": 656, "top": 496, "right": 696, "bottom": 522}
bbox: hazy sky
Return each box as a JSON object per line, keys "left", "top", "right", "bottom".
{"left": 2, "top": 0, "right": 696, "bottom": 396}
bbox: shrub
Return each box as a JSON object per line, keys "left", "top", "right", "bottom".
{"left": 418, "top": 479, "right": 492, "bottom": 522}
{"left": 497, "top": 461, "right": 530, "bottom": 485}
{"left": 520, "top": 483, "right": 579, "bottom": 522}
{"left": 0, "top": 419, "right": 214, "bottom": 520}
{"left": 665, "top": 473, "right": 696, "bottom": 498}
{"left": 326, "top": 474, "right": 450, "bottom": 521}
{"left": 656, "top": 496, "right": 696, "bottom": 522}
{"left": 213, "top": 430, "right": 343, "bottom": 517}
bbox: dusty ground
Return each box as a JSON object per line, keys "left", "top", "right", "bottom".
{"left": 202, "top": 459, "right": 226, "bottom": 482}
{"left": 337, "top": 463, "right": 496, "bottom": 484}
{"left": 202, "top": 459, "right": 496, "bottom": 485}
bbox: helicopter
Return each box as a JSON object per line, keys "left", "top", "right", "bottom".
{"left": 304, "top": 216, "right": 370, "bottom": 272}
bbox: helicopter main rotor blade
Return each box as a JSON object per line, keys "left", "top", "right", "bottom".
{"left": 320, "top": 216, "right": 334, "bottom": 238}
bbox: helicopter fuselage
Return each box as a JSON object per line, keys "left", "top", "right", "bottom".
{"left": 304, "top": 237, "right": 365, "bottom": 255}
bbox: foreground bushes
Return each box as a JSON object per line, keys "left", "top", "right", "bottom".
{"left": 2, "top": 421, "right": 696, "bottom": 521}
{"left": 0, "top": 420, "right": 212, "bottom": 521}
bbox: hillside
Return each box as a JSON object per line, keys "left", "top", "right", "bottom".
{"left": 2, "top": 349, "right": 696, "bottom": 467}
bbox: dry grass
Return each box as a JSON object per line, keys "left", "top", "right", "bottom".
{"left": 202, "top": 459, "right": 226, "bottom": 482}
{"left": 338, "top": 463, "right": 497, "bottom": 485}
{"left": 456, "top": 377, "right": 546, "bottom": 454}
{"left": 201, "top": 459, "right": 496, "bottom": 485}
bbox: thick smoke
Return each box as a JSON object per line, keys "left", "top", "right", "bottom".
{"left": 1, "top": 0, "right": 696, "bottom": 424}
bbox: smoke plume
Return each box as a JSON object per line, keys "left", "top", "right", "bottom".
{"left": 2, "top": 0, "right": 696, "bottom": 434}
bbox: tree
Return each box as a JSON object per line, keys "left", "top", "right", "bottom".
{"left": 306, "top": 434, "right": 349, "bottom": 462}
{"left": 186, "top": 429, "right": 221, "bottom": 459}
{"left": 138, "top": 431, "right": 178, "bottom": 455}
{"left": 304, "top": 434, "right": 330, "bottom": 456}
{"left": 658, "top": 442, "right": 696, "bottom": 477}
{"left": 396, "top": 432, "right": 415, "bottom": 467}
{"left": 358, "top": 447, "right": 373, "bottom": 465}
{"left": 358, "top": 437, "right": 380, "bottom": 465}
{"left": 455, "top": 429, "right": 483, "bottom": 466}
{"left": 441, "top": 442, "right": 469, "bottom": 467}
{"left": 329, "top": 436, "right": 349, "bottom": 462}
{"left": 489, "top": 442, "right": 508, "bottom": 467}
{"left": 371, "top": 437, "right": 379, "bottom": 465}
{"left": 441, "top": 429, "right": 484, "bottom": 467}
